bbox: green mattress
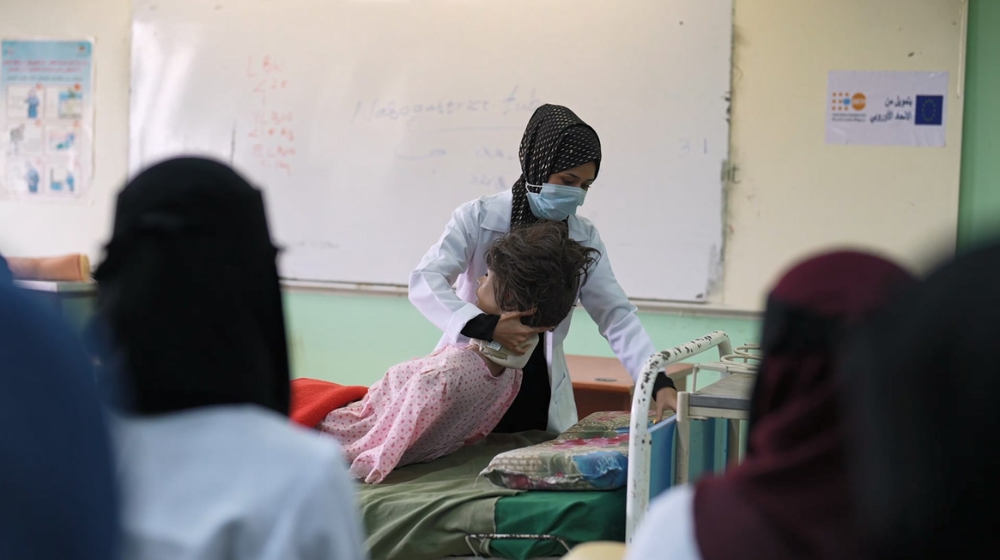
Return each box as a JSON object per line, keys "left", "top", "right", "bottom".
{"left": 490, "top": 487, "right": 626, "bottom": 559}
{"left": 356, "top": 431, "right": 624, "bottom": 560}
{"left": 356, "top": 418, "right": 728, "bottom": 560}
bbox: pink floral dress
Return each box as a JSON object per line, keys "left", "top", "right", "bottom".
{"left": 318, "top": 345, "right": 522, "bottom": 483}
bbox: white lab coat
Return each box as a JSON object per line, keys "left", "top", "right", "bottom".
{"left": 113, "top": 405, "right": 368, "bottom": 560}
{"left": 409, "top": 190, "right": 658, "bottom": 433}
{"left": 627, "top": 485, "right": 702, "bottom": 560}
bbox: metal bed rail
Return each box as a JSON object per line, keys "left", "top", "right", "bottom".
{"left": 625, "top": 331, "right": 734, "bottom": 542}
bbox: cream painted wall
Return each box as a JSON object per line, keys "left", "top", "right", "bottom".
{"left": 3, "top": 0, "right": 980, "bottom": 386}
{"left": 722, "top": 0, "right": 967, "bottom": 309}
{"left": 0, "top": 0, "right": 131, "bottom": 261}
{"left": 1, "top": 0, "right": 967, "bottom": 310}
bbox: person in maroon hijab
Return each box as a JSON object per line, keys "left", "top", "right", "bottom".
{"left": 627, "top": 250, "right": 914, "bottom": 560}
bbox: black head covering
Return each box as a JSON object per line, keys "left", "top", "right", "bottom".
{"left": 843, "top": 241, "right": 1000, "bottom": 559}
{"left": 511, "top": 104, "right": 602, "bottom": 227}
{"left": 0, "top": 283, "right": 119, "bottom": 560}
{"left": 94, "top": 157, "right": 290, "bottom": 416}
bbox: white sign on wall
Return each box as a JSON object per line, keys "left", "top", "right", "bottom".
{"left": 826, "top": 71, "right": 948, "bottom": 147}
{"left": 0, "top": 40, "right": 95, "bottom": 199}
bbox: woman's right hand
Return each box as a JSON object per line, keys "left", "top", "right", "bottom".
{"left": 492, "top": 310, "right": 552, "bottom": 354}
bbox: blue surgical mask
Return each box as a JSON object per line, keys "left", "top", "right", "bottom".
{"left": 525, "top": 183, "right": 586, "bottom": 221}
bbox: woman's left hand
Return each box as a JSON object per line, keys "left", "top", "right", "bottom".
{"left": 655, "top": 387, "right": 678, "bottom": 423}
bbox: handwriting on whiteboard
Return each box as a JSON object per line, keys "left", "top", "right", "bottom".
{"left": 406, "top": 138, "right": 709, "bottom": 194}
{"left": 474, "top": 147, "right": 517, "bottom": 161}
{"left": 469, "top": 173, "right": 511, "bottom": 191}
{"left": 351, "top": 85, "right": 542, "bottom": 123}
{"left": 245, "top": 55, "right": 296, "bottom": 175}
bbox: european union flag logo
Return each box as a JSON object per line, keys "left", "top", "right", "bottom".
{"left": 915, "top": 95, "right": 944, "bottom": 126}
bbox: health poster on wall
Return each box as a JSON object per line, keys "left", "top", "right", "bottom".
{"left": 826, "top": 71, "right": 948, "bottom": 147}
{"left": 0, "top": 40, "right": 94, "bottom": 199}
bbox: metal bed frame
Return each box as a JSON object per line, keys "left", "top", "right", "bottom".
{"left": 451, "top": 331, "right": 757, "bottom": 556}
{"left": 626, "top": 331, "right": 742, "bottom": 542}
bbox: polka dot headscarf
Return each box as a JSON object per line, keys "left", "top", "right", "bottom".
{"left": 511, "top": 105, "right": 602, "bottom": 228}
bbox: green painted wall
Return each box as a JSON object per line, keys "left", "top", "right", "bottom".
{"left": 283, "top": 290, "right": 760, "bottom": 389}
{"left": 957, "top": 0, "right": 1000, "bottom": 251}
{"left": 36, "top": 287, "right": 760, "bottom": 391}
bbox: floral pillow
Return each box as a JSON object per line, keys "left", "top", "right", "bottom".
{"left": 479, "top": 410, "right": 659, "bottom": 491}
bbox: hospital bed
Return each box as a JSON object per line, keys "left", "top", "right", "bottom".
{"left": 357, "top": 332, "right": 746, "bottom": 560}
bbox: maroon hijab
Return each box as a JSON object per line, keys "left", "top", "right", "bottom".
{"left": 693, "top": 251, "right": 914, "bottom": 560}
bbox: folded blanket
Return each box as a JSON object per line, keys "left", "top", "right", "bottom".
{"left": 7, "top": 254, "right": 90, "bottom": 281}
{"left": 290, "top": 378, "right": 367, "bottom": 428}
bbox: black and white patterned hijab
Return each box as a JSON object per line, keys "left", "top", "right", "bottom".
{"left": 511, "top": 105, "right": 602, "bottom": 228}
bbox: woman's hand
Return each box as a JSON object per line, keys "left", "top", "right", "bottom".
{"left": 655, "top": 387, "right": 678, "bottom": 423}
{"left": 492, "top": 309, "right": 552, "bottom": 354}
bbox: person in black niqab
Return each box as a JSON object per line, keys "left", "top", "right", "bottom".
{"left": 94, "top": 157, "right": 289, "bottom": 415}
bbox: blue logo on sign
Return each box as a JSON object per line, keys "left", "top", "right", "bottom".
{"left": 915, "top": 95, "right": 944, "bottom": 126}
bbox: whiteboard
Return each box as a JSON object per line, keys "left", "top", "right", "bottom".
{"left": 130, "top": 0, "right": 732, "bottom": 302}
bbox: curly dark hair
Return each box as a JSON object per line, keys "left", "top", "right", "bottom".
{"left": 484, "top": 221, "right": 600, "bottom": 327}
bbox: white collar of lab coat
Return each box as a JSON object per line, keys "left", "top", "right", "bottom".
{"left": 481, "top": 190, "right": 590, "bottom": 243}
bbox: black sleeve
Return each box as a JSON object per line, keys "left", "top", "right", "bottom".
{"left": 460, "top": 313, "right": 500, "bottom": 341}
{"left": 651, "top": 371, "right": 676, "bottom": 400}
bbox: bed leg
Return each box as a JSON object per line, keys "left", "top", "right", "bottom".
{"left": 726, "top": 419, "right": 741, "bottom": 469}
{"left": 675, "top": 391, "right": 691, "bottom": 485}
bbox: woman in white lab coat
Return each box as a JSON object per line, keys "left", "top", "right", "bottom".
{"left": 410, "top": 104, "right": 676, "bottom": 433}
{"left": 93, "top": 158, "right": 367, "bottom": 560}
